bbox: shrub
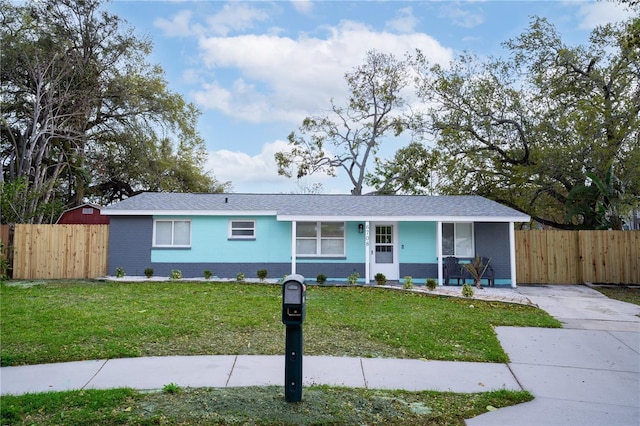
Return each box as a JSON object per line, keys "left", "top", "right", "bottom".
{"left": 144, "top": 268, "right": 153, "bottom": 278}
{"left": 257, "top": 269, "right": 268, "bottom": 282}
{"left": 426, "top": 278, "right": 437, "bottom": 291}
{"left": 347, "top": 272, "right": 359, "bottom": 285}
{"left": 170, "top": 269, "right": 182, "bottom": 280}
{"left": 236, "top": 272, "right": 245, "bottom": 282}
{"left": 403, "top": 276, "right": 413, "bottom": 289}
{"left": 203, "top": 269, "right": 213, "bottom": 280}
{"left": 462, "top": 283, "right": 474, "bottom": 298}
{"left": 374, "top": 273, "right": 387, "bottom": 286}
{"left": 316, "top": 273, "right": 327, "bottom": 285}
{"left": 162, "top": 382, "right": 182, "bottom": 394}
{"left": 115, "top": 267, "right": 125, "bottom": 278}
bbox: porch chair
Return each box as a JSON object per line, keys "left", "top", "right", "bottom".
{"left": 443, "top": 256, "right": 466, "bottom": 286}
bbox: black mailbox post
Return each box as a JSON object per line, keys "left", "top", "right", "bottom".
{"left": 281, "top": 274, "right": 305, "bottom": 402}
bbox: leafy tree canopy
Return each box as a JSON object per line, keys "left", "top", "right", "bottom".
{"left": 407, "top": 16, "right": 639, "bottom": 229}
{"left": 275, "top": 50, "right": 409, "bottom": 195}
{"left": 1, "top": 0, "right": 228, "bottom": 224}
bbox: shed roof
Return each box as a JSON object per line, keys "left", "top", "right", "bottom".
{"left": 103, "top": 192, "right": 529, "bottom": 222}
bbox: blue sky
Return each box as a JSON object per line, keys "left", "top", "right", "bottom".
{"left": 105, "top": 0, "right": 634, "bottom": 194}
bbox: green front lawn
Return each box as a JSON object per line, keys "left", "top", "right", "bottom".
{"left": 0, "top": 386, "right": 534, "bottom": 425}
{"left": 593, "top": 286, "right": 640, "bottom": 306}
{"left": 0, "top": 281, "right": 560, "bottom": 366}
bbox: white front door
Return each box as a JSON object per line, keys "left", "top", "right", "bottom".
{"left": 370, "top": 222, "right": 399, "bottom": 280}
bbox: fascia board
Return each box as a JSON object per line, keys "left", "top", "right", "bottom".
{"left": 102, "top": 210, "right": 278, "bottom": 216}
{"left": 277, "top": 215, "right": 530, "bottom": 222}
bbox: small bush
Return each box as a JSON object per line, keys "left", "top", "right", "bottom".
{"left": 170, "top": 269, "right": 182, "bottom": 280}
{"left": 426, "top": 278, "right": 437, "bottom": 291}
{"left": 374, "top": 273, "right": 387, "bottom": 286}
{"left": 257, "top": 269, "right": 268, "bottom": 282}
{"left": 115, "top": 267, "right": 125, "bottom": 278}
{"left": 144, "top": 268, "right": 153, "bottom": 278}
{"left": 347, "top": 272, "right": 359, "bottom": 285}
{"left": 316, "top": 273, "right": 327, "bottom": 285}
{"left": 462, "top": 283, "right": 474, "bottom": 298}
{"left": 236, "top": 272, "right": 245, "bottom": 282}
{"left": 203, "top": 270, "right": 213, "bottom": 280}
{"left": 162, "top": 382, "right": 182, "bottom": 394}
{"left": 403, "top": 276, "right": 413, "bottom": 289}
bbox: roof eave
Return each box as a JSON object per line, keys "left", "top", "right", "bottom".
{"left": 277, "top": 215, "right": 531, "bottom": 222}
{"left": 102, "top": 209, "right": 278, "bottom": 216}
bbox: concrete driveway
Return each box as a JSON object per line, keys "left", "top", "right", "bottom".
{"left": 467, "top": 285, "right": 640, "bottom": 426}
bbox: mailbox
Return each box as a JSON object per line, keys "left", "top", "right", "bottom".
{"left": 281, "top": 273, "right": 305, "bottom": 402}
{"left": 282, "top": 274, "right": 306, "bottom": 325}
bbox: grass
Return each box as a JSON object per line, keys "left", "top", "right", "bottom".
{"left": 0, "top": 386, "right": 534, "bottom": 425}
{"left": 0, "top": 281, "right": 560, "bottom": 366}
{"left": 592, "top": 286, "right": 640, "bottom": 306}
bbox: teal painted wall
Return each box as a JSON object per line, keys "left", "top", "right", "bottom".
{"left": 398, "top": 222, "right": 437, "bottom": 263}
{"left": 152, "top": 216, "right": 291, "bottom": 263}
{"left": 151, "top": 218, "right": 438, "bottom": 265}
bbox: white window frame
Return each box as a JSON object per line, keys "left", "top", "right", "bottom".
{"left": 153, "top": 219, "right": 191, "bottom": 248}
{"left": 442, "top": 222, "right": 474, "bottom": 257}
{"left": 296, "top": 221, "right": 346, "bottom": 257}
{"left": 228, "top": 219, "right": 256, "bottom": 239}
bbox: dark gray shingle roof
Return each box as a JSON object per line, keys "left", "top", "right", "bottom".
{"left": 103, "top": 192, "right": 529, "bottom": 221}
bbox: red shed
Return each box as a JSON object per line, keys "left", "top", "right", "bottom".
{"left": 56, "top": 204, "right": 110, "bottom": 225}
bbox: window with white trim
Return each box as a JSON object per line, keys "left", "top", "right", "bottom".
{"left": 296, "top": 222, "right": 345, "bottom": 256}
{"left": 154, "top": 219, "right": 191, "bottom": 247}
{"left": 442, "top": 223, "right": 474, "bottom": 257}
{"left": 229, "top": 220, "right": 256, "bottom": 239}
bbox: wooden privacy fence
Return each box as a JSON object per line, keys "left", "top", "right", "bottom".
{"left": 1, "top": 225, "right": 639, "bottom": 283}
{"left": 7, "top": 224, "right": 109, "bottom": 279}
{"left": 516, "top": 230, "right": 640, "bottom": 284}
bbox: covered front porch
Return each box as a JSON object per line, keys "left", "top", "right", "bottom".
{"left": 285, "top": 219, "right": 521, "bottom": 288}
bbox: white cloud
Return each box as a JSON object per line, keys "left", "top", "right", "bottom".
{"left": 206, "top": 140, "right": 336, "bottom": 193}
{"left": 385, "top": 7, "right": 419, "bottom": 34}
{"left": 439, "top": 2, "right": 485, "bottom": 29}
{"left": 291, "top": 0, "right": 313, "bottom": 14}
{"left": 205, "top": 2, "right": 270, "bottom": 36}
{"left": 193, "top": 20, "right": 453, "bottom": 123}
{"left": 207, "top": 140, "right": 286, "bottom": 186}
{"left": 154, "top": 10, "right": 194, "bottom": 37}
{"left": 155, "top": 3, "right": 270, "bottom": 38}
{"left": 575, "top": 1, "right": 635, "bottom": 30}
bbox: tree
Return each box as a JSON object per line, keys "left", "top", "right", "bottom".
{"left": 566, "top": 165, "right": 628, "bottom": 230}
{"left": 366, "top": 142, "right": 438, "bottom": 195}
{"left": 1, "top": 0, "right": 226, "bottom": 224}
{"left": 412, "top": 16, "right": 639, "bottom": 229}
{"left": 275, "top": 50, "right": 409, "bottom": 195}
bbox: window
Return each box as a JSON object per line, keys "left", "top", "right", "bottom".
{"left": 229, "top": 220, "right": 256, "bottom": 239}
{"left": 81, "top": 207, "right": 94, "bottom": 215}
{"left": 154, "top": 219, "right": 191, "bottom": 247}
{"left": 442, "top": 223, "right": 473, "bottom": 257}
{"left": 296, "top": 222, "right": 345, "bottom": 256}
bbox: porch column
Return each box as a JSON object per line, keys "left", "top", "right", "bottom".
{"left": 291, "top": 221, "right": 296, "bottom": 274}
{"left": 364, "top": 221, "right": 370, "bottom": 283}
{"left": 437, "top": 221, "right": 443, "bottom": 286}
{"left": 509, "top": 222, "right": 517, "bottom": 288}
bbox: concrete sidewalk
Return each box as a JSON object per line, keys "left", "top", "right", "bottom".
{"left": 468, "top": 285, "right": 640, "bottom": 426}
{"left": 1, "top": 285, "right": 639, "bottom": 426}
{"left": 0, "top": 355, "right": 521, "bottom": 396}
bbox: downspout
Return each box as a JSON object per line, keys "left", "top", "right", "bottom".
{"left": 437, "top": 221, "right": 443, "bottom": 286}
{"left": 509, "top": 222, "right": 517, "bottom": 288}
{"left": 291, "top": 221, "right": 296, "bottom": 275}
